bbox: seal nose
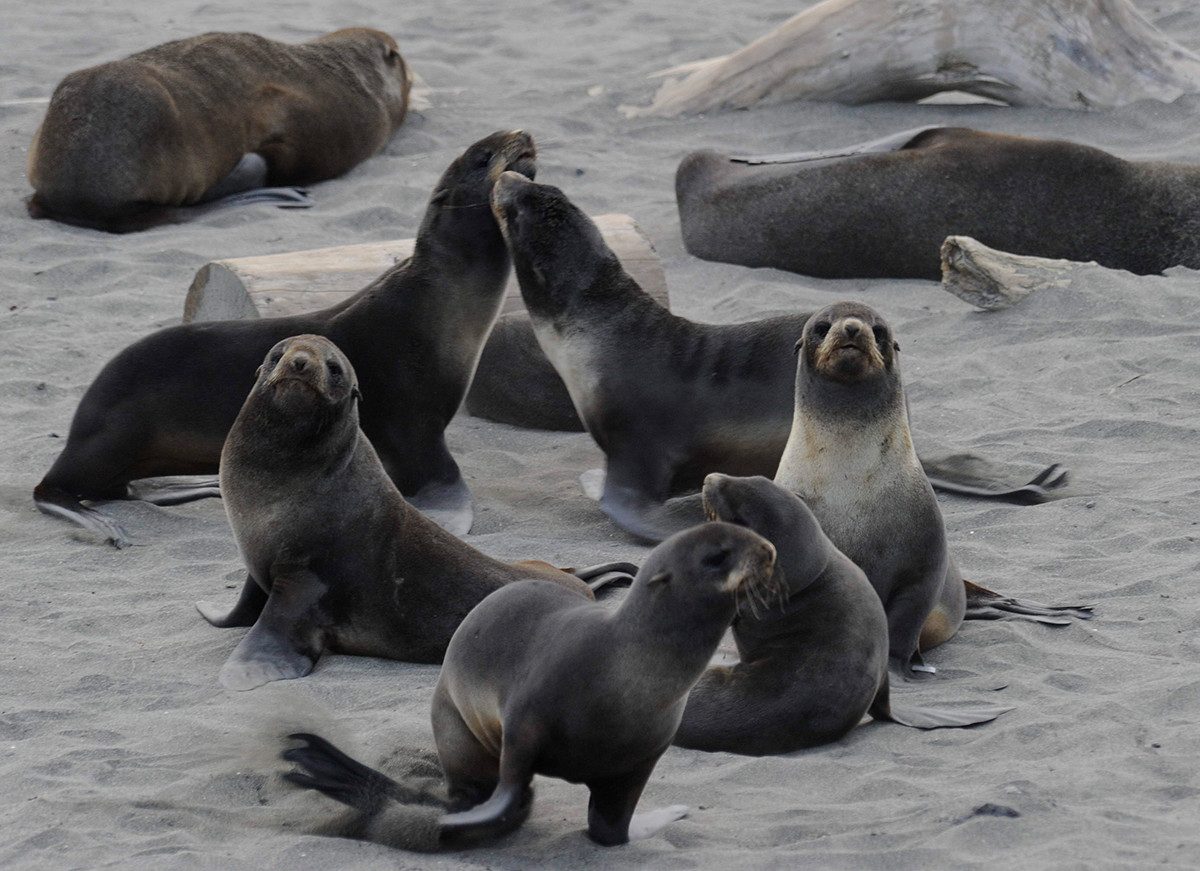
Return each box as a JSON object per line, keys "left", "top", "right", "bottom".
{"left": 287, "top": 350, "right": 313, "bottom": 372}
{"left": 843, "top": 321, "right": 861, "bottom": 338}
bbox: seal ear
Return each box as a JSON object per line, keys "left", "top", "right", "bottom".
{"left": 649, "top": 571, "right": 672, "bottom": 585}
{"left": 793, "top": 338, "right": 803, "bottom": 356}
{"left": 893, "top": 341, "right": 900, "bottom": 353}
{"left": 351, "top": 385, "right": 362, "bottom": 403}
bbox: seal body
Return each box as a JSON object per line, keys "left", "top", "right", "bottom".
{"left": 28, "top": 28, "right": 412, "bottom": 231}
{"left": 34, "top": 130, "right": 537, "bottom": 545}
{"left": 282, "top": 521, "right": 779, "bottom": 846}
{"left": 206, "top": 334, "right": 593, "bottom": 691}
{"left": 677, "top": 127, "right": 1200, "bottom": 279}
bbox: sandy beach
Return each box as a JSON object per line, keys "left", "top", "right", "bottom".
{"left": 3, "top": 1, "right": 1200, "bottom": 868}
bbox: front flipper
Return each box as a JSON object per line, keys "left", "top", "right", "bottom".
{"left": 586, "top": 758, "right": 676, "bottom": 846}
{"left": 407, "top": 476, "right": 474, "bottom": 537}
{"left": 197, "top": 153, "right": 314, "bottom": 210}
{"left": 884, "top": 702, "right": 1012, "bottom": 729}
{"left": 218, "top": 567, "right": 327, "bottom": 691}
{"left": 591, "top": 462, "right": 705, "bottom": 543}
{"left": 921, "top": 454, "right": 1070, "bottom": 505}
{"left": 196, "top": 574, "right": 268, "bottom": 628}
{"left": 127, "top": 475, "right": 221, "bottom": 506}
{"left": 964, "top": 579, "right": 1094, "bottom": 623}
{"left": 729, "top": 126, "right": 945, "bottom": 166}
{"left": 283, "top": 733, "right": 410, "bottom": 814}
{"left": 33, "top": 483, "right": 131, "bottom": 548}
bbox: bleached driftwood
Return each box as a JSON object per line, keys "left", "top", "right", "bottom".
{"left": 940, "top": 236, "right": 1085, "bottom": 310}
{"left": 182, "top": 214, "right": 668, "bottom": 432}
{"left": 624, "top": 0, "right": 1200, "bottom": 116}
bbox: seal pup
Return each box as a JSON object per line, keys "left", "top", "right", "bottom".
{"left": 203, "top": 334, "right": 617, "bottom": 691}
{"left": 677, "top": 126, "right": 1200, "bottom": 280}
{"left": 282, "top": 521, "right": 779, "bottom": 846}
{"left": 34, "top": 130, "right": 537, "bottom": 547}
{"left": 489, "top": 171, "right": 1066, "bottom": 543}
{"left": 28, "top": 28, "right": 411, "bottom": 232}
{"left": 774, "top": 301, "right": 1091, "bottom": 673}
{"left": 675, "top": 474, "right": 1010, "bottom": 756}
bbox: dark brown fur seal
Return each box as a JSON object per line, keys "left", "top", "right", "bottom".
{"left": 677, "top": 126, "right": 1200, "bottom": 280}
{"left": 674, "top": 474, "right": 1009, "bottom": 755}
{"left": 34, "top": 130, "right": 536, "bottom": 547}
{"left": 281, "top": 521, "right": 779, "bottom": 846}
{"left": 489, "top": 171, "right": 1067, "bottom": 544}
{"left": 774, "top": 302, "right": 1091, "bottom": 673}
{"left": 203, "top": 334, "right": 599, "bottom": 691}
{"left": 28, "top": 28, "right": 411, "bottom": 232}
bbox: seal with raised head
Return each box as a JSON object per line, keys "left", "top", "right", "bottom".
{"left": 203, "top": 333, "right": 611, "bottom": 691}
{"left": 28, "top": 28, "right": 412, "bottom": 232}
{"left": 34, "top": 130, "right": 537, "bottom": 546}
{"left": 677, "top": 126, "right": 1200, "bottom": 280}
{"left": 281, "top": 521, "right": 779, "bottom": 847}
{"left": 674, "top": 474, "right": 1010, "bottom": 755}
{"left": 774, "top": 301, "right": 1091, "bottom": 673}
{"left": 489, "top": 171, "right": 1066, "bottom": 544}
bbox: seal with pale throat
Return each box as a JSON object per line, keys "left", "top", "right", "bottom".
{"left": 204, "top": 333, "right": 617, "bottom": 691}
{"left": 674, "top": 474, "right": 1010, "bottom": 755}
{"left": 774, "top": 302, "right": 1091, "bottom": 674}
{"left": 28, "top": 28, "right": 412, "bottom": 232}
{"left": 281, "top": 521, "right": 779, "bottom": 847}
{"left": 677, "top": 126, "right": 1200, "bottom": 279}
{"left": 489, "top": 171, "right": 1066, "bottom": 544}
{"left": 34, "top": 130, "right": 536, "bottom": 546}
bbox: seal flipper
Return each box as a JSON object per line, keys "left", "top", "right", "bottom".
{"left": 728, "top": 126, "right": 946, "bottom": 166}
{"left": 585, "top": 758, "right": 677, "bottom": 846}
{"left": 595, "top": 459, "right": 706, "bottom": 543}
{"left": 32, "top": 482, "right": 131, "bottom": 548}
{"left": 127, "top": 475, "right": 221, "bottom": 505}
{"left": 964, "top": 579, "right": 1094, "bottom": 623}
{"left": 282, "top": 733, "right": 410, "bottom": 814}
{"left": 438, "top": 780, "right": 533, "bottom": 846}
{"left": 218, "top": 568, "right": 326, "bottom": 691}
{"left": 195, "top": 153, "right": 314, "bottom": 210}
{"left": 406, "top": 476, "right": 474, "bottom": 537}
{"left": 196, "top": 574, "right": 268, "bottom": 628}
{"left": 871, "top": 681, "right": 1011, "bottom": 729}
{"left": 922, "top": 456, "right": 1070, "bottom": 505}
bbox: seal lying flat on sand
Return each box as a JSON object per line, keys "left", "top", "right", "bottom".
{"left": 204, "top": 334, "right": 614, "bottom": 692}
{"left": 489, "top": 171, "right": 1066, "bottom": 543}
{"left": 34, "top": 130, "right": 536, "bottom": 546}
{"left": 28, "top": 28, "right": 411, "bottom": 232}
{"left": 282, "top": 522, "right": 779, "bottom": 847}
{"left": 675, "top": 474, "right": 1009, "bottom": 756}
{"left": 774, "top": 302, "right": 1091, "bottom": 673}
{"left": 677, "top": 126, "right": 1200, "bottom": 280}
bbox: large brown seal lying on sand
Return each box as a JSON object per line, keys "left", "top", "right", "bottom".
{"left": 34, "top": 130, "right": 536, "bottom": 547}
{"left": 675, "top": 474, "right": 1009, "bottom": 755}
{"left": 489, "top": 171, "right": 1066, "bottom": 543}
{"left": 27, "top": 28, "right": 411, "bottom": 232}
{"left": 202, "top": 334, "right": 624, "bottom": 692}
{"left": 774, "top": 302, "right": 1091, "bottom": 674}
{"left": 281, "top": 522, "right": 779, "bottom": 847}
{"left": 677, "top": 126, "right": 1200, "bottom": 280}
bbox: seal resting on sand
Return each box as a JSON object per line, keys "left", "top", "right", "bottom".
{"left": 27, "top": 28, "right": 412, "bottom": 232}
{"left": 281, "top": 522, "right": 779, "bottom": 846}
{"left": 202, "top": 334, "right": 621, "bottom": 692}
{"left": 34, "top": 130, "right": 536, "bottom": 546}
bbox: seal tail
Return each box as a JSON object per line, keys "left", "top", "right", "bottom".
{"left": 33, "top": 481, "right": 131, "bottom": 548}
{"left": 964, "top": 580, "right": 1094, "bottom": 624}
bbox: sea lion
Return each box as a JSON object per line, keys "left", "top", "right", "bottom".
{"left": 676, "top": 126, "right": 1200, "bottom": 280}
{"left": 774, "top": 301, "right": 1091, "bottom": 673}
{"left": 489, "top": 170, "right": 1066, "bottom": 543}
{"left": 674, "top": 474, "right": 1010, "bottom": 756}
{"left": 203, "top": 333, "right": 611, "bottom": 691}
{"left": 27, "top": 28, "right": 412, "bottom": 232}
{"left": 34, "top": 130, "right": 537, "bottom": 547}
{"left": 282, "top": 521, "right": 779, "bottom": 847}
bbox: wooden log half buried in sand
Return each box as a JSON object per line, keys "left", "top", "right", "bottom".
{"left": 940, "top": 235, "right": 1087, "bottom": 310}
{"left": 623, "top": 0, "right": 1200, "bottom": 116}
{"left": 182, "top": 213, "right": 668, "bottom": 431}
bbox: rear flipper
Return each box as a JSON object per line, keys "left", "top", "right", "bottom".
{"left": 965, "top": 580, "right": 1094, "bottom": 624}
{"left": 439, "top": 780, "right": 534, "bottom": 847}
{"left": 127, "top": 475, "right": 221, "bottom": 505}
{"left": 922, "top": 454, "right": 1069, "bottom": 505}
{"left": 870, "top": 684, "right": 1011, "bottom": 729}
{"left": 33, "top": 482, "right": 131, "bottom": 549}
{"left": 196, "top": 574, "right": 268, "bottom": 628}
{"left": 407, "top": 476, "right": 474, "bottom": 537}
{"left": 728, "top": 125, "right": 945, "bottom": 166}
{"left": 196, "top": 153, "right": 314, "bottom": 210}
{"left": 587, "top": 468, "right": 705, "bottom": 544}
{"left": 572, "top": 562, "right": 639, "bottom": 593}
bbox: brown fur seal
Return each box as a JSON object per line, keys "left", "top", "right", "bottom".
{"left": 203, "top": 334, "right": 612, "bottom": 691}
{"left": 489, "top": 171, "right": 1066, "bottom": 543}
{"left": 674, "top": 474, "right": 1010, "bottom": 755}
{"left": 34, "top": 130, "right": 536, "bottom": 547}
{"left": 27, "top": 28, "right": 411, "bottom": 232}
{"left": 281, "top": 521, "right": 779, "bottom": 847}
{"left": 774, "top": 302, "right": 1091, "bottom": 673}
{"left": 677, "top": 126, "right": 1200, "bottom": 280}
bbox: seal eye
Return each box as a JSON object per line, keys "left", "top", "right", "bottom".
{"left": 477, "top": 149, "right": 495, "bottom": 168}
{"left": 812, "top": 321, "right": 831, "bottom": 339}
{"left": 327, "top": 361, "right": 343, "bottom": 384}
{"left": 269, "top": 352, "right": 283, "bottom": 366}
{"left": 872, "top": 325, "right": 888, "bottom": 345}
{"left": 701, "top": 547, "right": 731, "bottom": 570}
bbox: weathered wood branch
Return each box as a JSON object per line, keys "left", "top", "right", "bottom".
{"left": 624, "top": 0, "right": 1200, "bottom": 116}
{"left": 940, "top": 235, "right": 1084, "bottom": 310}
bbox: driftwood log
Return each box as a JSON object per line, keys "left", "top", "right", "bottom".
{"left": 940, "top": 235, "right": 1085, "bottom": 310}
{"left": 625, "top": 0, "right": 1200, "bottom": 116}
{"left": 182, "top": 214, "right": 668, "bottom": 431}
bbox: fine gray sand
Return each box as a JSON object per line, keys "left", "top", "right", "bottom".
{"left": 4, "top": 1, "right": 1200, "bottom": 868}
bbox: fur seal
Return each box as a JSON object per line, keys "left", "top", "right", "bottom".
{"left": 28, "top": 28, "right": 411, "bottom": 232}
{"left": 674, "top": 474, "right": 1010, "bottom": 755}
{"left": 489, "top": 171, "right": 1066, "bottom": 543}
{"left": 202, "top": 333, "right": 611, "bottom": 691}
{"left": 774, "top": 301, "right": 1091, "bottom": 673}
{"left": 281, "top": 521, "right": 779, "bottom": 847}
{"left": 677, "top": 126, "right": 1200, "bottom": 280}
{"left": 34, "top": 130, "right": 537, "bottom": 547}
